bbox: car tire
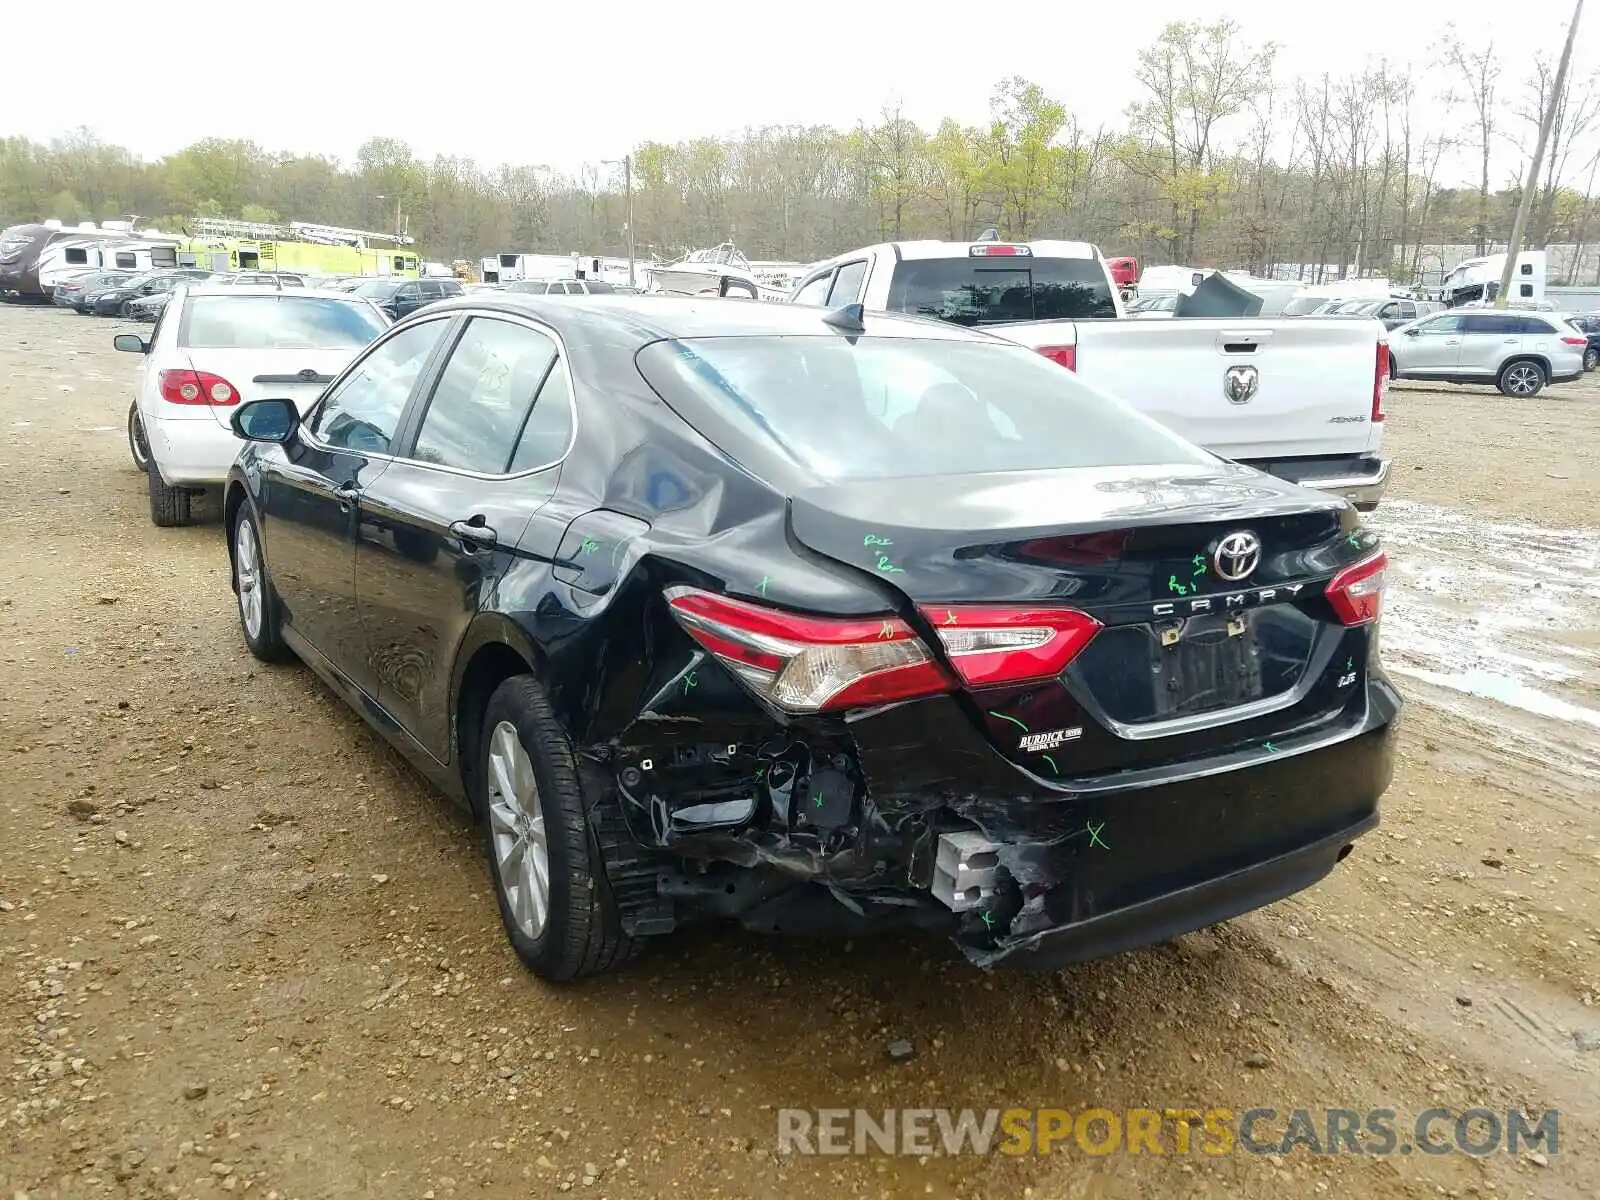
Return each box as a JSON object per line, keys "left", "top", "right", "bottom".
{"left": 119, "top": 300, "right": 133, "bottom": 318}
{"left": 1584, "top": 347, "right": 1598, "bottom": 372}
{"left": 479, "top": 675, "right": 638, "bottom": 982}
{"left": 1497, "top": 359, "right": 1546, "bottom": 398}
{"left": 127, "top": 402, "right": 151, "bottom": 472}
{"left": 231, "top": 506, "right": 290, "bottom": 662}
{"left": 146, "top": 459, "right": 192, "bottom": 527}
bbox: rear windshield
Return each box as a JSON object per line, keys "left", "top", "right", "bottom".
{"left": 1280, "top": 296, "right": 1326, "bottom": 316}
{"left": 355, "top": 280, "right": 402, "bottom": 298}
{"left": 180, "top": 296, "right": 387, "bottom": 349}
{"left": 886, "top": 257, "right": 1117, "bottom": 323}
{"left": 637, "top": 335, "right": 1210, "bottom": 481}
{"left": 583, "top": 280, "right": 615, "bottom": 294}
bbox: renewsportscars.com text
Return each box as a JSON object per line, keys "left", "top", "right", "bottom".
{"left": 776, "top": 1107, "right": 1559, "bottom": 1158}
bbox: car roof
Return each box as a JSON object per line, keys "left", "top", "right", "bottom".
{"left": 419, "top": 293, "right": 994, "bottom": 343}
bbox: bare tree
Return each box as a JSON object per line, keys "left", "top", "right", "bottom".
{"left": 1441, "top": 32, "right": 1502, "bottom": 253}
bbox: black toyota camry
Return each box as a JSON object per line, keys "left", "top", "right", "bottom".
{"left": 221, "top": 294, "right": 1400, "bottom": 981}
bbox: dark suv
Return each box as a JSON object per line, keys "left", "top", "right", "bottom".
{"left": 1564, "top": 313, "right": 1600, "bottom": 370}
{"left": 355, "top": 277, "right": 465, "bottom": 320}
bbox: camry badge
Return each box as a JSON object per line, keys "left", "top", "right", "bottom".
{"left": 1224, "top": 364, "right": 1260, "bottom": 404}
{"left": 1213, "top": 531, "right": 1262, "bottom": 582}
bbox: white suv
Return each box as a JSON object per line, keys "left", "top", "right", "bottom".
{"left": 1389, "top": 309, "right": 1586, "bottom": 397}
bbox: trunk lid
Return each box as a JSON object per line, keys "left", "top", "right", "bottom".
{"left": 788, "top": 463, "right": 1374, "bottom": 779}
{"left": 182, "top": 348, "right": 357, "bottom": 428}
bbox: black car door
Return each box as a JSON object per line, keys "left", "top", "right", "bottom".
{"left": 257, "top": 315, "right": 455, "bottom": 692}
{"left": 353, "top": 313, "right": 576, "bottom": 762}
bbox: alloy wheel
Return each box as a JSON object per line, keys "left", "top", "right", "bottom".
{"left": 486, "top": 721, "right": 550, "bottom": 939}
{"left": 1505, "top": 364, "right": 1541, "bottom": 395}
{"left": 235, "top": 518, "right": 265, "bottom": 639}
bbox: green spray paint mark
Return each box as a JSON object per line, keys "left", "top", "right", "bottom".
{"left": 1348, "top": 532, "right": 1363, "bottom": 550}
{"left": 578, "top": 537, "right": 600, "bottom": 556}
{"left": 863, "top": 534, "right": 893, "bottom": 548}
{"left": 1345, "top": 656, "right": 1354, "bottom": 672}
{"left": 875, "top": 555, "right": 905, "bottom": 574}
{"left": 980, "top": 910, "right": 996, "bottom": 929}
{"left": 1042, "top": 754, "right": 1059, "bottom": 773}
{"left": 1167, "top": 575, "right": 1190, "bottom": 596}
{"left": 682, "top": 670, "right": 698, "bottom": 695}
{"left": 757, "top": 575, "right": 771, "bottom": 598}
{"left": 813, "top": 790, "right": 825, "bottom": 809}
{"left": 1086, "top": 821, "right": 1108, "bottom": 850}
{"left": 944, "top": 610, "right": 959, "bottom": 625}
{"left": 878, "top": 620, "right": 896, "bottom": 640}
{"left": 1192, "top": 554, "right": 1207, "bottom": 578}
{"left": 989, "top": 711, "right": 1029, "bottom": 732}
{"left": 1264, "top": 741, "right": 1277, "bottom": 753}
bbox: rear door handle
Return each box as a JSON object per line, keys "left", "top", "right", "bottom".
{"left": 449, "top": 519, "right": 498, "bottom": 550}
{"left": 333, "top": 484, "right": 361, "bottom": 510}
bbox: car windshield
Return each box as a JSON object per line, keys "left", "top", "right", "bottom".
{"left": 886, "top": 256, "right": 1118, "bottom": 323}
{"left": 637, "top": 334, "right": 1211, "bottom": 481}
{"left": 180, "top": 296, "right": 387, "bottom": 349}
{"left": 355, "top": 280, "right": 402, "bottom": 298}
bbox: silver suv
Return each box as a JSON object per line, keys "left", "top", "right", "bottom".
{"left": 1389, "top": 309, "right": 1586, "bottom": 397}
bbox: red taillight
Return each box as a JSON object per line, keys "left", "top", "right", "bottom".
{"left": 1372, "top": 342, "right": 1389, "bottom": 422}
{"left": 159, "top": 368, "right": 239, "bottom": 406}
{"left": 1561, "top": 335, "right": 1588, "bottom": 347}
{"left": 665, "top": 587, "right": 955, "bottom": 713}
{"left": 1326, "top": 551, "right": 1387, "bottom": 626}
{"left": 920, "top": 605, "right": 1101, "bottom": 687}
{"left": 1038, "top": 344, "right": 1077, "bottom": 371}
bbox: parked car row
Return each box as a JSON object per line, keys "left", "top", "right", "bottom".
{"left": 108, "top": 273, "right": 1402, "bottom": 984}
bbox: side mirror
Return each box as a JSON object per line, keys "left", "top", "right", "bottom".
{"left": 231, "top": 398, "right": 300, "bottom": 443}
{"left": 113, "top": 333, "right": 148, "bottom": 354}
{"left": 1404, "top": 327, "right": 1420, "bottom": 336}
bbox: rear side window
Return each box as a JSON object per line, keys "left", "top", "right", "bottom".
{"left": 1463, "top": 313, "right": 1519, "bottom": 335}
{"left": 887, "top": 257, "right": 1117, "bottom": 323}
{"left": 1515, "top": 316, "right": 1559, "bottom": 335}
{"left": 411, "top": 318, "right": 563, "bottom": 474}
{"left": 583, "top": 280, "right": 614, "bottom": 294}
{"left": 826, "top": 261, "right": 868, "bottom": 306}
{"left": 65, "top": 247, "right": 89, "bottom": 265}
{"left": 180, "top": 296, "right": 387, "bottom": 349}
{"left": 637, "top": 335, "right": 1210, "bottom": 482}
{"left": 791, "top": 272, "right": 833, "bottom": 305}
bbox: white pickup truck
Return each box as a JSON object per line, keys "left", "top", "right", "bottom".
{"left": 784, "top": 239, "right": 1391, "bottom": 509}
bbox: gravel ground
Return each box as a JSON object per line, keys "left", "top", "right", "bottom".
{"left": 1, "top": 305, "right": 1597, "bottom": 1199}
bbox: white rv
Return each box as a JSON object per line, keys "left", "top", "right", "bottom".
{"left": 1440, "top": 251, "right": 1546, "bottom": 308}
{"left": 38, "top": 236, "right": 183, "bottom": 292}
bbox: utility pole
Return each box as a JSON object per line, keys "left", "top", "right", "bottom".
{"left": 624, "top": 154, "right": 636, "bottom": 289}
{"left": 1496, "top": 0, "right": 1584, "bottom": 307}
{"left": 602, "top": 156, "right": 638, "bottom": 287}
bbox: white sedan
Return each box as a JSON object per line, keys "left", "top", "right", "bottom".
{"left": 116, "top": 285, "right": 391, "bottom": 526}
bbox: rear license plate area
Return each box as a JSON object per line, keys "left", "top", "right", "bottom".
{"left": 1151, "top": 615, "right": 1265, "bottom": 719}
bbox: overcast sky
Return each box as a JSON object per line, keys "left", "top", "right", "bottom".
{"left": 10, "top": 0, "right": 1592, "bottom": 187}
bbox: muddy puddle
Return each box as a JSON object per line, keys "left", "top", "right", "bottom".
{"left": 1370, "top": 500, "right": 1600, "bottom": 783}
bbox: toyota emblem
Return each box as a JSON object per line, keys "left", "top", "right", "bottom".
{"left": 1213, "top": 531, "right": 1262, "bottom": 581}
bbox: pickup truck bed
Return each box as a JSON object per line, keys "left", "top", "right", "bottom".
{"left": 785, "top": 238, "right": 1392, "bottom": 509}
{"left": 986, "top": 316, "right": 1391, "bottom": 510}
